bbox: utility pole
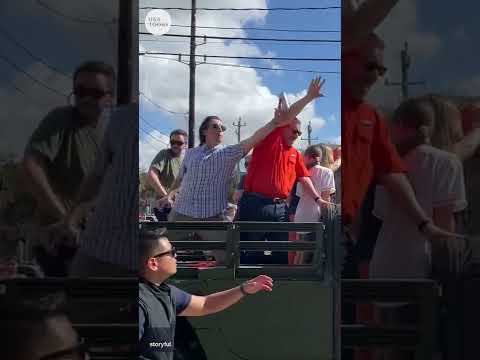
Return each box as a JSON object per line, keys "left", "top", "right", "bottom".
{"left": 233, "top": 117, "right": 247, "bottom": 144}
{"left": 301, "top": 121, "right": 318, "bottom": 145}
{"left": 117, "top": 0, "right": 134, "bottom": 104}
{"left": 385, "top": 42, "right": 425, "bottom": 101}
{"left": 188, "top": 0, "right": 196, "bottom": 148}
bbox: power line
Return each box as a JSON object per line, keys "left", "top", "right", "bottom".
{"left": 140, "top": 33, "right": 340, "bottom": 43}
{"left": 140, "top": 92, "right": 188, "bottom": 115}
{"left": 0, "top": 25, "right": 70, "bottom": 78}
{"left": 0, "top": 53, "right": 68, "bottom": 98}
{"left": 139, "top": 127, "right": 164, "bottom": 152}
{"left": 36, "top": 0, "right": 116, "bottom": 24}
{"left": 140, "top": 23, "right": 340, "bottom": 33}
{"left": 142, "top": 55, "right": 340, "bottom": 74}
{"left": 139, "top": 52, "right": 339, "bottom": 62}
{"left": 140, "top": 116, "right": 171, "bottom": 142}
{"left": 140, "top": 38, "right": 338, "bottom": 46}
{"left": 140, "top": 6, "right": 340, "bottom": 11}
{"left": 139, "top": 120, "right": 169, "bottom": 147}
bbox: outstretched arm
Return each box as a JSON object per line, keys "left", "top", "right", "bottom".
{"left": 179, "top": 275, "right": 273, "bottom": 316}
{"left": 239, "top": 77, "right": 325, "bottom": 155}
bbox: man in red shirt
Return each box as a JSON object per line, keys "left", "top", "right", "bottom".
{"left": 239, "top": 78, "right": 329, "bottom": 264}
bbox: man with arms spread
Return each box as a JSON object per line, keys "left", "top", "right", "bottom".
{"left": 138, "top": 228, "right": 273, "bottom": 360}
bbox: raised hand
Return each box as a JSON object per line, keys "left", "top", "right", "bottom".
{"left": 242, "top": 275, "right": 274, "bottom": 294}
{"left": 306, "top": 76, "right": 326, "bottom": 100}
{"left": 272, "top": 107, "right": 291, "bottom": 127}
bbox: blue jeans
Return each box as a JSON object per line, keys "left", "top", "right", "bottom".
{"left": 238, "top": 193, "right": 289, "bottom": 264}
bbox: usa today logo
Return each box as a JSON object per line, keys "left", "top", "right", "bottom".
{"left": 144, "top": 9, "right": 171, "bottom": 35}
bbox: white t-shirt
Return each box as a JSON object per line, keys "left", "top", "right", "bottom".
{"left": 294, "top": 165, "right": 335, "bottom": 223}
{"left": 369, "top": 145, "right": 467, "bottom": 279}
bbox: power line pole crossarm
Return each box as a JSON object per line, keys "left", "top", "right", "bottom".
{"left": 233, "top": 117, "right": 247, "bottom": 144}
{"left": 301, "top": 121, "right": 318, "bottom": 145}
{"left": 385, "top": 41, "right": 426, "bottom": 101}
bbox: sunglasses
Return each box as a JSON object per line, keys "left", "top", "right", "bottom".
{"left": 291, "top": 128, "right": 302, "bottom": 136}
{"left": 364, "top": 62, "right": 387, "bottom": 76}
{"left": 210, "top": 124, "right": 227, "bottom": 132}
{"left": 39, "top": 337, "right": 90, "bottom": 360}
{"left": 73, "top": 86, "right": 112, "bottom": 99}
{"left": 152, "top": 247, "right": 177, "bottom": 259}
{"left": 170, "top": 140, "right": 185, "bottom": 146}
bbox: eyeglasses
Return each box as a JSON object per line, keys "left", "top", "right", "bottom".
{"left": 364, "top": 62, "right": 387, "bottom": 76}
{"left": 170, "top": 140, "right": 185, "bottom": 146}
{"left": 291, "top": 128, "right": 302, "bottom": 136}
{"left": 152, "top": 247, "right": 177, "bottom": 259}
{"left": 73, "top": 86, "right": 112, "bottom": 99}
{"left": 39, "top": 337, "right": 90, "bottom": 360}
{"left": 210, "top": 124, "right": 227, "bottom": 132}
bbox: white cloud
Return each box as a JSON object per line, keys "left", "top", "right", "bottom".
{"left": 139, "top": 0, "right": 334, "bottom": 164}
{"left": 139, "top": 130, "right": 168, "bottom": 170}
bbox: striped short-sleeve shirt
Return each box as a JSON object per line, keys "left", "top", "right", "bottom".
{"left": 174, "top": 143, "right": 244, "bottom": 218}
{"left": 80, "top": 106, "right": 138, "bottom": 271}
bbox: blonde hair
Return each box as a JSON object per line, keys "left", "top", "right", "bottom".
{"left": 318, "top": 144, "right": 334, "bottom": 168}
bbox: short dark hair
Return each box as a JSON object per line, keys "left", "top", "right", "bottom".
{"left": 304, "top": 144, "right": 323, "bottom": 159}
{"left": 170, "top": 129, "right": 188, "bottom": 138}
{"left": 73, "top": 61, "right": 116, "bottom": 87}
{"left": 0, "top": 292, "right": 67, "bottom": 359}
{"left": 199, "top": 116, "right": 220, "bottom": 145}
{"left": 139, "top": 227, "right": 168, "bottom": 265}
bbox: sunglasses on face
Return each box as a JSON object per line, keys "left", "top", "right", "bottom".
{"left": 210, "top": 124, "right": 227, "bottom": 132}
{"left": 39, "top": 337, "right": 90, "bottom": 360}
{"left": 291, "top": 128, "right": 302, "bottom": 136}
{"left": 364, "top": 62, "right": 387, "bottom": 76}
{"left": 152, "top": 247, "right": 177, "bottom": 259}
{"left": 170, "top": 140, "right": 185, "bottom": 146}
{"left": 73, "top": 86, "right": 112, "bottom": 99}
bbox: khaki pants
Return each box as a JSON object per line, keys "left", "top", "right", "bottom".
{"left": 168, "top": 211, "right": 227, "bottom": 265}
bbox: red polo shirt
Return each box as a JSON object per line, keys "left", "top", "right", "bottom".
{"left": 342, "top": 94, "right": 406, "bottom": 225}
{"left": 244, "top": 127, "right": 310, "bottom": 199}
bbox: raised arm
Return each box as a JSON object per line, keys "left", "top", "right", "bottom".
{"left": 239, "top": 77, "right": 325, "bottom": 155}
{"left": 342, "top": 0, "right": 399, "bottom": 51}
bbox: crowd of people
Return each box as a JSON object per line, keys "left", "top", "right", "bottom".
{"left": 146, "top": 77, "right": 340, "bottom": 266}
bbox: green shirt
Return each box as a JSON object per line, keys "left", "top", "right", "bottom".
{"left": 150, "top": 149, "right": 183, "bottom": 192}
{"left": 25, "top": 106, "right": 104, "bottom": 214}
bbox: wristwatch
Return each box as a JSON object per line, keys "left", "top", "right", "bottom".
{"left": 240, "top": 282, "right": 250, "bottom": 296}
{"left": 418, "top": 219, "right": 431, "bottom": 233}
{"left": 314, "top": 196, "right": 320, "bottom": 203}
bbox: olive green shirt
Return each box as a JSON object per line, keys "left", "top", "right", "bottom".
{"left": 25, "top": 106, "right": 104, "bottom": 217}
{"left": 150, "top": 149, "right": 184, "bottom": 192}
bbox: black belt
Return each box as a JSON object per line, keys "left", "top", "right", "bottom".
{"left": 245, "top": 192, "right": 287, "bottom": 204}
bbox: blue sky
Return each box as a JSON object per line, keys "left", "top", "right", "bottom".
{"left": 138, "top": 0, "right": 341, "bottom": 168}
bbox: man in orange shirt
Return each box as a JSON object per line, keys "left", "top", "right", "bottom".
{"left": 239, "top": 78, "right": 330, "bottom": 264}
{"left": 342, "top": 32, "right": 463, "bottom": 248}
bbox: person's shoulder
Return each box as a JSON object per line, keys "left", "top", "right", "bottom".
{"left": 42, "top": 106, "right": 75, "bottom": 125}
{"left": 413, "top": 145, "right": 462, "bottom": 171}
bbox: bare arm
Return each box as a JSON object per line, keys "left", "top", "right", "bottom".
{"left": 343, "top": 0, "right": 399, "bottom": 51}
{"left": 179, "top": 275, "right": 273, "bottom": 317}
{"left": 147, "top": 167, "right": 168, "bottom": 198}
{"left": 321, "top": 191, "right": 331, "bottom": 203}
{"left": 298, "top": 177, "right": 331, "bottom": 206}
{"left": 433, "top": 205, "right": 455, "bottom": 233}
{"left": 22, "top": 153, "right": 66, "bottom": 220}
{"left": 379, "top": 173, "right": 428, "bottom": 225}
{"left": 240, "top": 77, "right": 325, "bottom": 155}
